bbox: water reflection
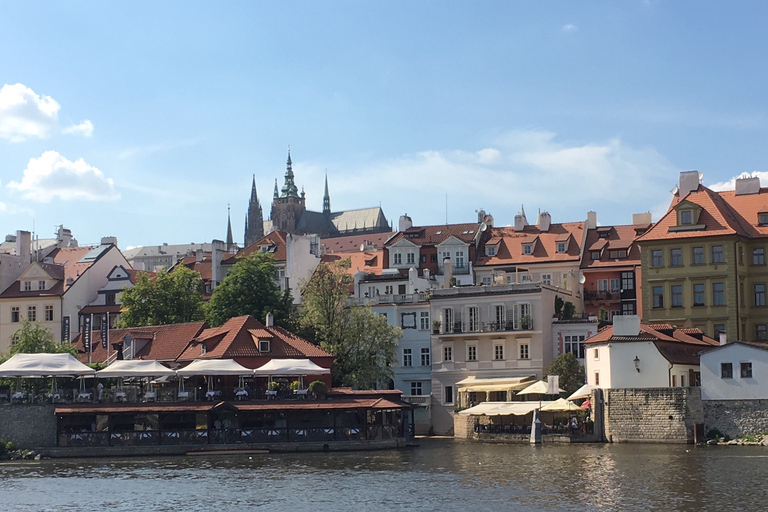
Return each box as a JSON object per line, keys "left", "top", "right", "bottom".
{"left": 0, "top": 440, "right": 766, "bottom": 511}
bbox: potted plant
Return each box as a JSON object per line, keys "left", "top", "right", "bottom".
{"left": 433, "top": 320, "right": 441, "bottom": 334}
{"left": 268, "top": 381, "right": 281, "bottom": 391}
{"left": 520, "top": 315, "right": 532, "bottom": 330}
{"left": 308, "top": 380, "right": 328, "bottom": 400}
{"left": 289, "top": 380, "right": 301, "bottom": 392}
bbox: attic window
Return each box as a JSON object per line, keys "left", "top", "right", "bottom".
{"left": 522, "top": 244, "right": 533, "bottom": 255}
{"left": 759, "top": 213, "right": 768, "bottom": 225}
{"left": 23, "top": 281, "right": 31, "bottom": 291}
{"left": 486, "top": 246, "right": 497, "bottom": 256}
{"left": 591, "top": 251, "right": 601, "bottom": 260}
{"left": 200, "top": 343, "right": 207, "bottom": 355}
{"left": 259, "top": 340, "right": 271, "bottom": 353}
{"left": 556, "top": 242, "right": 567, "bottom": 253}
{"left": 679, "top": 210, "right": 694, "bottom": 225}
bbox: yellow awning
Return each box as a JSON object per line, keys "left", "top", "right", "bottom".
{"left": 458, "top": 401, "right": 553, "bottom": 416}
{"left": 456, "top": 375, "right": 536, "bottom": 393}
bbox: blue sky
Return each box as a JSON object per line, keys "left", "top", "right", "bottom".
{"left": 1, "top": 2, "right": 767, "bottom": 249}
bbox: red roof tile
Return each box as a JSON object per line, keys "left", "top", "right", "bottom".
{"left": 475, "top": 222, "right": 584, "bottom": 267}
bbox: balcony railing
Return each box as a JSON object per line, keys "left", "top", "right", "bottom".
{"left": 350, "top": 292, "right": 429, "bottom": 306}
{"left": 402, "top": 395, "right": 431, "bottom": 406}
{"left": 437, "top": 319, "right": 533, "bottom": 334}
{"left": 437, "top": 265, "right": 470, "bottom": 275}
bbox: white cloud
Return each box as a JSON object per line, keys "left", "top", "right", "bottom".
{"left": 0, "top": 83, "right": 60, "bottom": 141}
{"left": 708, "top": 171, "right": 768, "bottom": 192}
{"left": 62, "top": 119, "right": 94, "bottom": 137}
{"left": 299, "top": 130, "right": 679, "bottom": 226}
{"left": 562, "top": 24, "right": 578, "bottom": 34}
{"left": 7, "top": 151, "right": 119, "bottom": 202}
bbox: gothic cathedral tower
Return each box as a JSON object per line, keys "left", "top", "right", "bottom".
{"left": 244, "top": 175, "right": 264, "bottom": 247}
{"left": 270, "top": 148, "right": 306, "bottom": 233}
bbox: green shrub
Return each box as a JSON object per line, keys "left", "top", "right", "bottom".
{"left": 308, "top": 380, "right": 328, "bottom": 397}
{"left": 289, "top": 380, "right": 301, "bottom": 391}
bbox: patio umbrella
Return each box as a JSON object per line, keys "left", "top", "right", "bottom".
{"left": 541, "top": 398, "right": 582, "bottom": 412}
{"left": 567, "top": 383, "right": 599, "bottom": 401}
{"left": 517, "top": 379, "right": 564, "bottom": 396}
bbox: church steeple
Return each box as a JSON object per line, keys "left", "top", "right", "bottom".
{"left": 244, "top": 175, "right": 264, "bottom": 247}
{"left": 226, "top": 204, "right": 234, "bottom": 251}
{"left": 280, "top": 147, "right": 299, "bottom": 198}
{"left": 323, "top": 173, "right": 331, "bottom": 215}
{"left": 273, "top": 179, "right": 279, "bottom": 199}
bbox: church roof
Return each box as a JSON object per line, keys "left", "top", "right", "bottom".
{"left": 328, "top": 207, "right": 389, "bottom": 234}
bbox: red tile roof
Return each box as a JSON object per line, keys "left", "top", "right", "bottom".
{"left": 177, "top": 315, "right": 332, "bottom": 362}
{"left": 228, "top": 231, "right": 288, "bottom": 264}
{"left": 638, "top": 184, "right": 768, "bottom": 242}
{"left": 475, "top": 222, "right": 584, "bottom": 267}
{"left": 580, "top": 224, "right": 646, "bottom": 270}
{"left": 321, "top": 232, "right": 396, "bottom": 253}
{"left": 386, "top": 223, "right": 481, "bottom": 246}
{"left": 584, "top": 324, "right": 718, "bottom": 347}
{"left": 73, "top": 321, "right": 208, "bottom": 363}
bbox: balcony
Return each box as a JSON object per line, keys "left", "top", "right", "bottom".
{"left": 437, "top": 265, "right": 471, "bottom": 275}
{"left": 350, "top": 292, "right": 429, "bottom": 306}
{"left": 402, "top": 395, "right": 431, "bottom": 407}
{"left": 437, "top": 319, "right": 533, "bottom": 335}
{"left": 583, "top": 290, "right": 621, "bottom": 303}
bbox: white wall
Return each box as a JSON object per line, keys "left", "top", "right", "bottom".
{"left": 701, "top": 344, "right": 768, "bottom": 400}
{"left": 586, "top": 341, "right": 671, "bottom": 389}
{"left": 285, "top": 234, "right": 321, "bottom": 304}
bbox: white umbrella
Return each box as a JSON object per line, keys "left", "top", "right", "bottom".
{"left": 175, "top": 359, "right": 253, "bottom": 376}
{"left": 96, "top": 359, "right": 176, "bottom": 378}
{"left": 567, "top": 383, "right": 599, "bottom": 401}
{"left": 0, "top": 353, "right": 95, "bottom": 377}
{"left": 541, "top": 398, "right": 582, "bottom": 412}
{"left": 517, "top": 379, "right": 564, "bottom": 396}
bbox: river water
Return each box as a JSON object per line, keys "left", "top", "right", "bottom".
{"left": 1, "top": 439, "right": 765, "bottom": 512}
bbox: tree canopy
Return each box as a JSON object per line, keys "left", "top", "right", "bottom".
{"left": 8, "top": 320, "right": 76, "bottom": 356}
{"left": 118, "top": 266, "right": 205, "bottom": 328}
{"left": 205, "top": 252, "right": 293, "bottom": 327}
{"left": 545, "top": 352, "right": 586, "bottom": 395}
{"left": 300, "top": 259, "right": 402, "bottom": 388}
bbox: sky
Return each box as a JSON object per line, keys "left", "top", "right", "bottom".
{"left": 1, "top": 2, "right": 767, "bottom": 249}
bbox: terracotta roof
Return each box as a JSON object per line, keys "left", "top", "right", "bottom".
{"left": 228, "top": 231, "right": 288, "bottom": 264}
{"left": 73, "top": 321, "right": 208, "bottom": 363}
{"left": 321, "top": 251, "right": 384, "bottom": 276}
{"left": 580, "top": 224, "right": 645, "bottom": 270}
{"left": 584, "top": 323, "right": 718, "bottom": 347}
{"left": 0, "top": 246, "right": 102, "bottom": 299}
{"left": 321, "top": 232, "right": 396, "bottom": 253}
{"left": 177, "top": 315, "right": 332, "bottom": 361}
{"left": 638, "top": 184, "right": 768, "bottom": 242}
{"left": 475, "top": 222, "right": 584, "bottom": 267}
{"left": 387, "top": 223, "right": 481, "bottom": 246}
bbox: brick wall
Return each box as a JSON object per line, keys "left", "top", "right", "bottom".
{"left": 0, "top": 404, "right": 57, "bottom": 448}
{"left": 604, "top": 388, "right": 702, "bottom": 444}
{"left": 704, "top": 399, "right": 768, "bottom": 439}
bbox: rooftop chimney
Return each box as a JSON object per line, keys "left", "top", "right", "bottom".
{"left": 514, "top": 207, "right": 528, "bottom": 231}
{"left": 16, "top": 230, "right": 31, "bottom": 261}
{"left": 266, "top": 312, "right": 274, "bottom": 327}
{"left": 613, "top": 314, "right": 641, "bottom": 336}
{"left": 399, "top": 214, "right": 413, "bottom": 232}
{"left": 586, "top": 211, "right": 597, "bottom": 230}
{"left": 538, "top": 211, "right": 551, "bottom": 233}
{"left": 735, "top": 174, "right": 761, "bottom": 196}
{"left": 678, "top": 171, "right": 702, "bottom": 198}
{"left": 443, "top": 257, "right": 453, "bottom": 287}
{"left": 719, "top": 332, "right": 727, "bottom": 346}
{"left": 632, "top": 212, "right": 652, "bottom": 226}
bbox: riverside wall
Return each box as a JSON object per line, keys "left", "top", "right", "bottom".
{"left": 0, "top": 404, "right": 57, "bottom": 448}
{"left": 703, "top": 399, "right": 768, "bottom": 439}
{"left": 604, "top": 387, "right": 702, "bottom": 444}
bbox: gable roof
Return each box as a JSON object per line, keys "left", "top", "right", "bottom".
{"left": 475, "top": 222, "right": 585, "bottom": 267}
{"left": 580, "top": 223, "right": 647, "bottom": 270}
{"left": 72, "top": 321, "right": 208, "bottom": 363}
{"left": 177, "top": 315, "right": 332, "bottom": 362}
{"left": 386, "top": 222, "right": 481, "bottom": 247}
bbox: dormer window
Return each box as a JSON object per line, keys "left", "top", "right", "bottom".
{"left": 38, "top": 280, "right": 45, "bottom": 290}
{"left": 556, "top": 242, "right": 567, "bottom": 253}
{"left": 259, "top": 340, "right": 271, "bottom": 352}
{"left": 200, "top": 343, "right": 207, "bottom": 355}
{"left": 522, "top": 244, "right": 533, "bottom": 255}
{"left": 591, "top": 251, "right": 601, "bottom": 260}
{"left": 679, "top": 210, "right": 694, "bottom": 225}
{"left": 486, "top": 246, "right": 497, "bottom": 256}
{"left": 759, "top": 212, "right": 768, "bottom": 225}
{"left": 23, "top": 281, "right": 31, "bottom": 291}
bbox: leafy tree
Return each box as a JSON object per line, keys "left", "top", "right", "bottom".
{"left": 8, "top": 320, "right": 76, "bottom": 356}
{"left": 545, "top": 352, "right": 585, "bottom": 395}
{"left": 205, "top": 252, "right": 292, "bottom": 327}
{"left": 118, "top": 267, "right": 205, "bottom": 327}
{"left": 300, "top": 259, "right": 402, "bottom": 388}
{"left": 562, "top": 301, "right": 576, "bottom": 319}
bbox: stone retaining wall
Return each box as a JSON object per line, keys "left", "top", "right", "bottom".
{"left": 604, "top": 388, "right": 702, "bottom": 444}
{"left": 0, "top": 404, "right": 57, "bottom": 448}
{"left": 704, "top": 400, "right": 768, "bottom": 439}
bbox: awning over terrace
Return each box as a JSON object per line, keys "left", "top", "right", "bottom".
{"left": 175, "top": 359, "right": 252, "bottom": 376}
{"left": 96, "top": 360, "right": 176, "bottom": 378}
{"left": 0, "top": 353, "right": 96, "bottom": 377}
{"left": 458, "top": 401, "right": 551, "bottom": 416}
{"left": 252, "top": 358, "right": 330, "bottom": 376}
{"left": 455, "top": 375, "right": 536, "bottom": 393}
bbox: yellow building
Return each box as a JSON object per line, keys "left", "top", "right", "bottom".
{"left": 638, "top": 171, "right": 768, "bottom": 342}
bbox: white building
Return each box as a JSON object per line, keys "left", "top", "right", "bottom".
{"left": 700, "top": 342, "right": 768, "bottom": 400}
{"left": 583, "top": 315, "right": 718, "bottom": 390}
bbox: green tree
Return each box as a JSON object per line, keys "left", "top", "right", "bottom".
{"left": 300, "top": 259, "right": 402, "bottom": 388}
{"left": 8, "top": 320, "right": 76, "bottom": 356}
{"left": 118, "top": 267, "right": 205, "bottom": 327}
{"left": 205, "top": 252, "right": 292, "bottom": 327}
{"left": 545, "top": 352, "right": 586, "bottom": 395}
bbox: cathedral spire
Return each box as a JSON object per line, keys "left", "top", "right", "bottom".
{"left": 323, "top": 172, "right": 331, "bottom": 215}
{"left": 280, "top": 147, "right": 299, "bottom": 198}
{"left": 273, "top": 179, "right": 279, "bottom": 199}
{"left": 226, "top": 204, "right": 234, "bottom": 250}
{"left": 244, "top": 175, "right": 264, "bottom": 247}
